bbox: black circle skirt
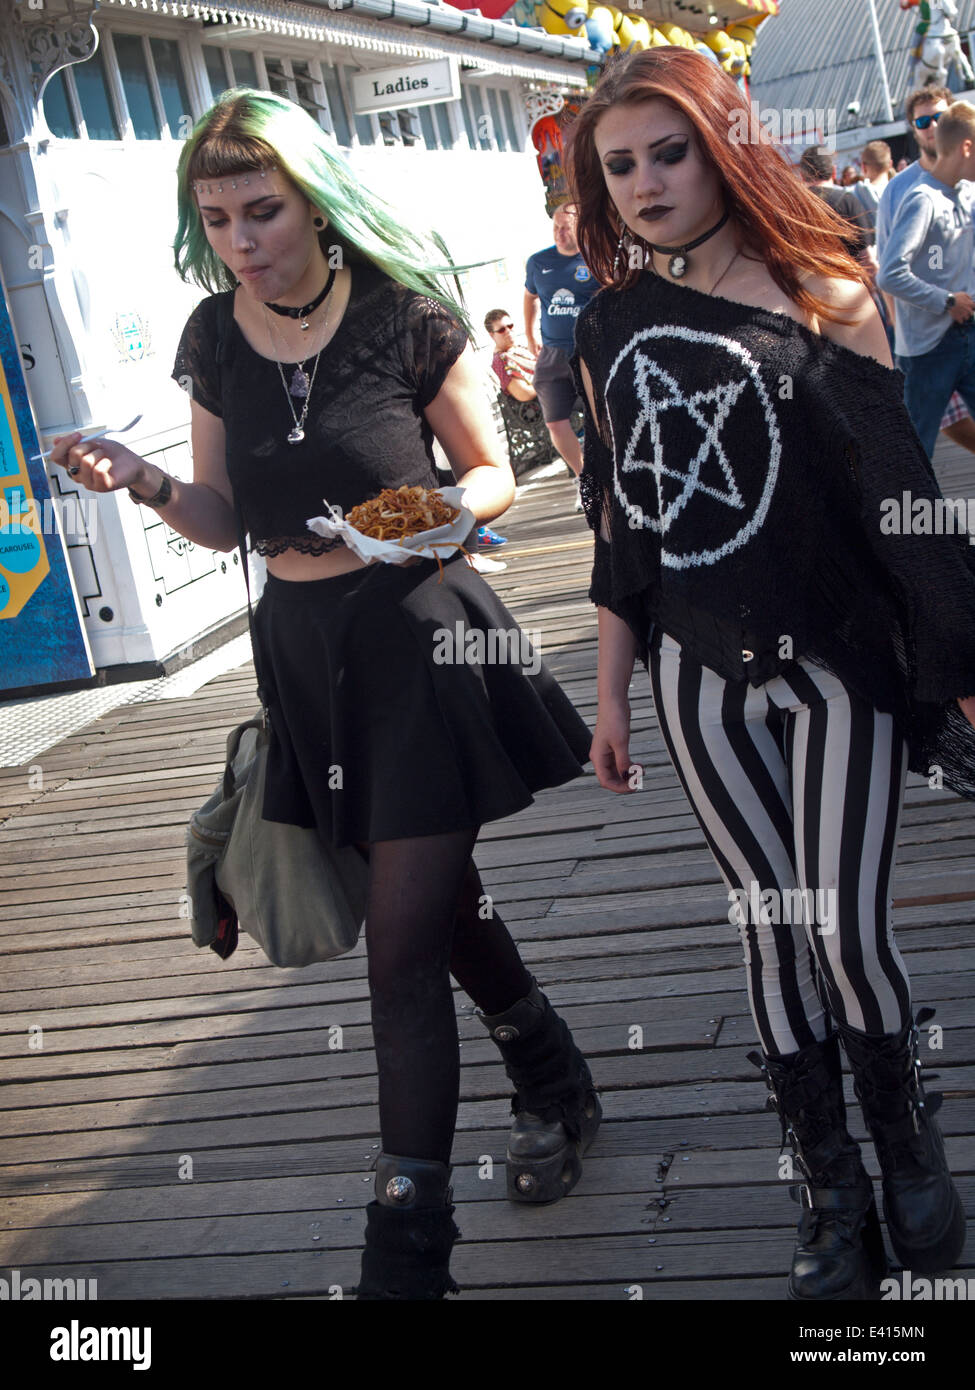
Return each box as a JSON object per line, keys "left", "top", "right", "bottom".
{"left": 251, "top": 552, "right": 592, "bottom": 846}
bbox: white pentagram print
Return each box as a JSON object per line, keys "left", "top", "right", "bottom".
{"left": 604, "top": 325, "right": 781, "bottom": 570}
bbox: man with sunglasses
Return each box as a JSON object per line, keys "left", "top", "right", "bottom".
{"left": 486, "top": 310, "right": 538, "bottom": 404}
{"left": 876, "top": 88, "right": 953, "bottom": 260}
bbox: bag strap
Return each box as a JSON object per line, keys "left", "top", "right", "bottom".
{"left": 222, "top": 716, "right": 265, "bottom": 799}
{"left": 215, "top": 289, "right": 271, "bottom": 724}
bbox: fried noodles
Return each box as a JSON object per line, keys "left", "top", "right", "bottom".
{"left": 345, "top": 486, "right": 460, "bottom": 542}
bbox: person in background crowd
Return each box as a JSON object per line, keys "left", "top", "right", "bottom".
{"left": 896, "top": 156, "right": 909, "bottom": 172}
{"left": 485, "top": 308, "right": 537, "bottom": 403}
{"left": 877, "top": 102, "right": 975, "bottom": 460}
{"left": 876, "top": 87, "right": 975, "bottom": 454}
{"left": 852, "top": 140, "right": 895, "bottom": 236}
{"left": 798, "top": 146, "right": 872, "bottom": 261}
{"left": 840, "top": 163, "right": 862, "bottom": 187}
{"left": 525, "top": 203, "right": 598, "bottom": 506}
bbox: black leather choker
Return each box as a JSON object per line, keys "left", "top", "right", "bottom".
{"left": 265, "top": 267, "right": 336, "bottom": 330}
{"left": 647, "top": 210, "right": 730, "bottom": 279}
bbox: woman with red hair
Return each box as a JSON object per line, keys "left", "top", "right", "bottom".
{"left": 567, "top": 47, "right": 972, "bottom": 1300}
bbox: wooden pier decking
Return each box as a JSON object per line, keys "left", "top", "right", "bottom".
{"left": 0, "top": 449, "right": 973, "bottom": 1305}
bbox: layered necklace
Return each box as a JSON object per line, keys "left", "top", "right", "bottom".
{"left": 262, "top": 275, "right": 337, "bottom": 444}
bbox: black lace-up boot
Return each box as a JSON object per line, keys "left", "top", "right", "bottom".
{"left": 477, "top": 978, "right": 601, "bottom": 1203}
{"left": 837, "top": 1009, "right": 966, "bottom": 1274}
{"left": 750, "top": 1033, "right": 887, "bottom": 1300}
{"left": 355, "top": 1154, "right": 461, "bottom": 1300}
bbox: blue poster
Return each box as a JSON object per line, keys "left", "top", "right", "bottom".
{"left": 0, "top": 276, "right": 93, "bottom": 691}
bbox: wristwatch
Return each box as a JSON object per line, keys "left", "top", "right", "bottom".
{"left": 128, "top": 474, "right": 173, "bottom": 508}
{"left": 946, "top": 293, "right": 957, "bottom": 311}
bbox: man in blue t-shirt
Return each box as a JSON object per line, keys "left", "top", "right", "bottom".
{"left": 524, "top": 204, "right": 598, "bottom": 482}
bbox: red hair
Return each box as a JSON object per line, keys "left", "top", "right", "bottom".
{"left": 565, "top": 48, "right": 869, "bottom": 323}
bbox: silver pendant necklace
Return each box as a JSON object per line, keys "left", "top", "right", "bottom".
{"left": 263, "top": 295, "right": 332, "bottom": 444}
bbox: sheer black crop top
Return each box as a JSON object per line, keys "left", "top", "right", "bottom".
{"left": 171, "top": 260, "right": 470, "bottom": 556}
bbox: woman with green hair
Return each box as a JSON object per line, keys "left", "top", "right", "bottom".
{"left": 50, "top": 88, "right": 599, "bottom": 1299}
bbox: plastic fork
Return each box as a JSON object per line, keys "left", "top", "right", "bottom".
{"left": 36, "top": 413, "right": 143, "bottom": 461}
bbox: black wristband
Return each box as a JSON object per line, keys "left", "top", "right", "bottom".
{"left": 128, "top": 474, "right": 173, "bottom": 508}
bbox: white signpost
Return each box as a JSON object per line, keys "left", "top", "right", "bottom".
{"left": 350, "top": 59, "right": 461, "bottom": 115}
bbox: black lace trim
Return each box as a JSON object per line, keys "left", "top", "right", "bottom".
{"left": 255, "top": 535, "right": 347, "bottom": 557}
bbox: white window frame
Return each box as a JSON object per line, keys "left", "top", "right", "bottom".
{"left": 103, "top": 26, "right": 194, "bottom": 143}
{"left": 434, "top": 100, "right": 463, "bottom": 151}
{"left": 461, "top": 83, "right": 495, "bottom": 152}
{"left": 259, "top": 53, "right": 329, "bottom": 122}
{"left": 46, "top": 28, "right": 125, "bottom": 144}
{"left": 338, "top": 63, "right": 381, "bottom": 148}
{"left": 44, "top": 20, "right": 199, "bottom": 144}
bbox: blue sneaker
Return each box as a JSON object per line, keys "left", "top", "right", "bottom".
{"left": 477, "top": 526, "right": 508, "bottom": 549}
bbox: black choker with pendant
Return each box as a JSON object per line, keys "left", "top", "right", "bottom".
{"left": 265, "top": 267, "right": 337, "bottom": 330}
{"left": 647, "top": 210, "right": 730, "bottom": 279}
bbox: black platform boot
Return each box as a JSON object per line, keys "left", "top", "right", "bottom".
{"left": 749, "top": 1034, "right": 887, "bottom": 1300}
{"left": 355, "top": 1153, "right": 461, "bottom": 1300}
{"left": 837, "top": 1009, "right": 966, "bottom": 1275}
{"left": 477, "top": 978, "right": 601, "bottom": 1203}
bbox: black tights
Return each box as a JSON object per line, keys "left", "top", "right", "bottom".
{"left": 363, "top": 829, "right": 532, "bottom": 1166}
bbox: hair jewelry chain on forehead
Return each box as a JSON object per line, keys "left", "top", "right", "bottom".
{"left": 646, "top": 209, "right": 731, "bottom": 279}
{"left": 193, "top": 165, "right": 278, "bottom": 195}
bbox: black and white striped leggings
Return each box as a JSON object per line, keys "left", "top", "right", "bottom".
{"left": 648, "top": 629, "right": 913, "bottom": 1057}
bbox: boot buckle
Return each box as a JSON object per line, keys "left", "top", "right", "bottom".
{"left": 385, "top": 1175, "right": 416, "bottom": 1204}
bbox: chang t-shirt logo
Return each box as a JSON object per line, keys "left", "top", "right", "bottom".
{"left": 548, "top": 288, "right": 581, "bottom": 318}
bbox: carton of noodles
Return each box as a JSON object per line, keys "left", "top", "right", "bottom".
{"left": 306, "top": 485, "right": 475, "bottom": 566}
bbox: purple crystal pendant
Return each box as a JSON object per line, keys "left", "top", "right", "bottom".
{"left": 289, "top": 368, "right": 310, "bottom": 398}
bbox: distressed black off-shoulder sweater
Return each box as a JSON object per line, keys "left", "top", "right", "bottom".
{"left": 570, "top": 272, "right": 975, "bottom": 797}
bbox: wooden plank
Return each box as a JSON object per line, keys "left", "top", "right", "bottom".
{"left": 3, "top": 453, "right": 975, "bottom": 1302}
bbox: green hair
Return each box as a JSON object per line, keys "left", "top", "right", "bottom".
{"left": 173, "top": 88, "right": 484, "bottom": 335}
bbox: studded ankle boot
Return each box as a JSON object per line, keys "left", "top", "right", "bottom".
{"left": 355, "top": 1153, "right": 461, "bottom": 1300}
{"left": 477, "top": 978, "right": 601, "bottom": 1203}
{"left": 837, "top": 1009, "right": 966, "bottom": 1275}
{"left": 750, "top": 1033, "right": 887, "bottom": 1300}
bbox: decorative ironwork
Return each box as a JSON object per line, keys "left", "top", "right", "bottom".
{"left": 525, "top": 90, "right": 565, "bottom": 127}
{"left": 497, "top": 391, "right": 584, "bottom": 479}
{"left": 17, "top": 0, "right": 100, "bottom": 102}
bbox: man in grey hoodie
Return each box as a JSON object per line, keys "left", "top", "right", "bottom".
{"left": 877, "top": 101, "right": 975, "bottom": 459}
